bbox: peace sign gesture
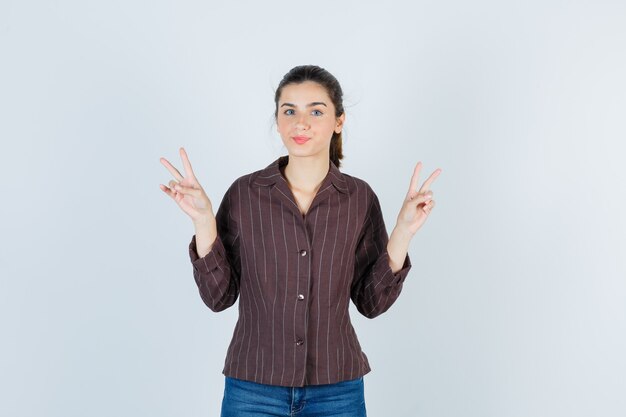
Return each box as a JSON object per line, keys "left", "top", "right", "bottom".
{"left": 395, "top": 162, "right": 441, "bottom": 236}
{"left": 159, "top": 147, "right": 215, "bottom": 226}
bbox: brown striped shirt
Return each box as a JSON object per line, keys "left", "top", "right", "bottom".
{"left": 188, "top": 155, "right": 412, "bottom": 387}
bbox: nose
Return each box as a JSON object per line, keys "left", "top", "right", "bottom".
{"left": 295, "top": 114, "right": 309, "bottom": 130}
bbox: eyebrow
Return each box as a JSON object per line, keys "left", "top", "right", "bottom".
{"left": 280, "top": 102, "right": 327, "bottom": 108}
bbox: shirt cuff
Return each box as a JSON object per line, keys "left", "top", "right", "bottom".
{"left": 377, "top": 249, "right": 412, "bottom": 287}
{"left": 189, "top": 234, "right": 226, "bottom": 274}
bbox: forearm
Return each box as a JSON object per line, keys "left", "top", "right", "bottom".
{"left": 387, "top": 225, "right": 412, "bottom": 274}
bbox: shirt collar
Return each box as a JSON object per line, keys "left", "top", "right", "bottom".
{"left": 252, "top": 155, "right": 349, "bottom": 194}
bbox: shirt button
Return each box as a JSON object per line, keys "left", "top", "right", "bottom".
{"left": 297, "top": 294, "right": 304, "bottom": 300}
{"left": 300, "top": 249, "right": 307, "bottom": 256}
{"left": 296, "top": 339, "right": 304, "bottom": 346}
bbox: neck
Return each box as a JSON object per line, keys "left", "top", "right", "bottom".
{"left": 282, "top": 153, "right": 330, "bottom": 193}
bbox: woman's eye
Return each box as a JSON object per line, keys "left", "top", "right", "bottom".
{"left": 283, "top": 109, "right": 323, "bottom": 116}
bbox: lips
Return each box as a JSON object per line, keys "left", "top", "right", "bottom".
{"left": 292, "top": 136, "right": 310, "bottom": 144}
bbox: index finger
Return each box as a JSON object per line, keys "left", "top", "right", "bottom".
{"left": 160, "top": 157, "right": 185, "bottom": 182}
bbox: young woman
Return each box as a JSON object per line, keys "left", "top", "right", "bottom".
{"left": 160, "top": 65, "right": 440, "bottom": 417}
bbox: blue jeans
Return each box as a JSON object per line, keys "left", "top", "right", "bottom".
{"left": 220, "top": 375, "right": 367, "bottom": 417}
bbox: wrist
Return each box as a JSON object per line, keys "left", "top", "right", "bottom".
{"left": 193, "top": 216, "right": 216, "bottom": 230}
{"left": 391, "top": 224, "right": 414, "bottom": 242}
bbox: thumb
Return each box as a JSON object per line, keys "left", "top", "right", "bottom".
{"left": 173, "top": 183, "right": 202, "bottom": 196}
{"left": 407, "top": 191, "right": 432, "bottom": 204}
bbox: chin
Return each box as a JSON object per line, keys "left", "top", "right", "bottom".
{"left": 286, "top": 148, "right": 313, "bottom": 157}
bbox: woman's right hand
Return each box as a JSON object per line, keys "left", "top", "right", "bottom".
{"left": 159, "top": 147, "right": 215, "bottom": 226}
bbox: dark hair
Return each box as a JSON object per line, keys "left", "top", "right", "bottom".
{"left": 273, "top": 65, "right": 345, "bottom": 168}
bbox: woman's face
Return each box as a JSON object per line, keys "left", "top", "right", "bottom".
{"left": 276, "top": 81, "right": 344, "bottom": 160}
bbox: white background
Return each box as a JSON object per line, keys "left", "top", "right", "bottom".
{"left": 1, "top": 1, "right": 625, "bottom": 416}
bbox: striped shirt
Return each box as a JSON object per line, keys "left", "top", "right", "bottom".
{"left": 188, "top": 155, "right": 412, "bottom": 387}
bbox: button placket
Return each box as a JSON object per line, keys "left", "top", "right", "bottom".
{"left": 296, "top": 248, "right": 307, "bottom": 346}
{"left": 297, "top": 248, "right": 309, "bottom": 302}
{"left": 294, "top": 213, "right": 312, "bottom": 385}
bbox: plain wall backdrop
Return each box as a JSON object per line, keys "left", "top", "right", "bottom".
{"left": 1, "top": 0, "right": 625, "bottom": 416}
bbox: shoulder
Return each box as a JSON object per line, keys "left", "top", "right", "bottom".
{"left": 215, "top": 171, "right": 260, "bottom": 221}
{"left": 340, "top": 172, "right": 376, "bottom": 200}
{"left": 339, "top": 173, "right": 386, "bottom": 236}
{"left": 223, "top": 168, "right": 265, "bottom": 194}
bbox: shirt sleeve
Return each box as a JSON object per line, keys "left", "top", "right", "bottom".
{"left": 350, "top": 189, "right": 412, "bottom": 319}
{"left": 188, "top": 182, "right": 241, "bottom": 312}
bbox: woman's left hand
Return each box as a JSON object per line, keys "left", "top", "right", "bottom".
{"left": 395, "top": 162, "right": 441, "bottom": 237}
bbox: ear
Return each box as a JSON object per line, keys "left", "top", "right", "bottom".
{"left": 335, "top": 113, "right": 346, "bottom": 134}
